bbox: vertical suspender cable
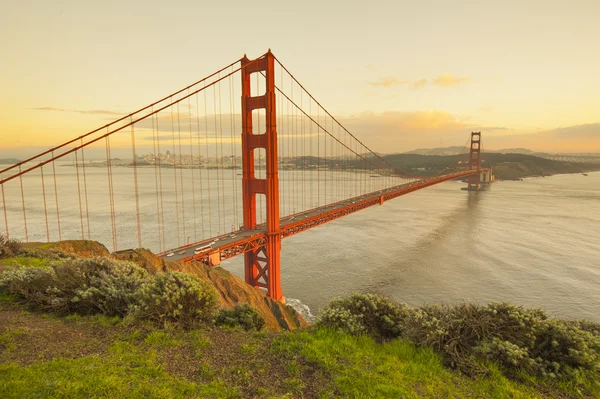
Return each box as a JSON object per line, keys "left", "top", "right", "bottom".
{"left": 229, "top": 70, "right": 238, "bottom": 231}
{"left": 51, "top": 152, "right": 62, "bottom": 242}
{"left": 1, "top": 184, "right": 7, "bottom": 238}
{"left": 40, "top": 166, "right": 50, "bottom": 241}
{"left": 104, "top": 138, "right": 116, "bottom": 251}
{"left": 187, "top": 94, "right": 198, "bottom": 242}
{"left": 214, "top": 84, "right": 222, "bottom": 233}
{"left": 18, "top": 166, "right": 28, "bottom": 242}
{"left": 151, "top": 110, "right": 163, "bottom": 252}
{"left": 177, "top": 103, "right": 186, "bottom": 245}
{"left": 195, "top": 94, "right": 205, "bottom": 240}
{"left": 80, "top": 140, "right": 91, "bottom": 239}
{"left": 204, "top": 86, "right": 212, "bottom": 236}
{"left": 218, "top": 77, "right": 226, "bottom": 233}
{"left": 156, "top": 113, "right": 167, "bottom": 252}
{"left": 131, "top": 121, "right": 142, "bottom": 248}
{"left": 74, "top": 152, "right": 84, "bottom": 239}
{"left": 170, "top": 102, "right": 181, "bottom": 246}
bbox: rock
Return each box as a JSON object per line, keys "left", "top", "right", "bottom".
{"left": 113, "top": 247, "right": 309, "bottom": 332}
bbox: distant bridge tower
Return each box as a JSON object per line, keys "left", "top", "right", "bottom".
{"left": 467, "top": 132, "right": 482, "bottom": 190}
{"left": 240, "top": 51, "right": 283, "bottom": 300}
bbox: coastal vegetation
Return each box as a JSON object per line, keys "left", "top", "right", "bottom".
{"left": 1, "top": 236, "right": 599, "bottom": 398}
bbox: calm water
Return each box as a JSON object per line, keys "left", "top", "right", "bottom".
{"left": 228, "top": 172, "right": 600, "bottom": 322}
{"left": 3, "top": 164, "right": 599, "bottom": 322}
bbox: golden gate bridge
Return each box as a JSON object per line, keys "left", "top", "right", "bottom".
{"left": 0, "top": 51, "right": 491, "bottom": 300}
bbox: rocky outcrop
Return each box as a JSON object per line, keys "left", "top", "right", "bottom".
{"left": 113, "top": 248, "right": 309, "bottom": 332}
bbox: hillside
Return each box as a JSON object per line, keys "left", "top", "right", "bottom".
{"left": 1, "top": 239, "right": 599, "bottom": 398}
{"left": 381, "top": 152, "right": 600, "bottom": 180}
{"left": 17, "top": 240, "right": 307, "bottom": 332}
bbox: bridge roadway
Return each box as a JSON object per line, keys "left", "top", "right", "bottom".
{"left": 158, "top": 169, "right": 481, "bottom": 266}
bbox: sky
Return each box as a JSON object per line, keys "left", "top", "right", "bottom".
{"left": 1, "top": 0, "right": 599, "bottom": 156}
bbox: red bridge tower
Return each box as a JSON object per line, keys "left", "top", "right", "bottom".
{"left": 240, "top": 51, "right": 283, "bottom": 300}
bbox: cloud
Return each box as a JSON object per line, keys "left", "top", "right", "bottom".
{"left": 337, "top": 110, "right": 475, "bottom": 152}
{"left": 369, "top": 77, "right": 408, "bottom": 88}
{"left": 432, "top": 74, "right": 471, "bottom": 87}
{"left": 411, "top": 79, "right": 427, "bottom": 90}
{"left": 31, "top": 107, "right": 123, "bottom": 116}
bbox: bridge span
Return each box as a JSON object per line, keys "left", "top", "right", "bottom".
{"left": 0, "top": 50, "right": 492, "bottom": 300}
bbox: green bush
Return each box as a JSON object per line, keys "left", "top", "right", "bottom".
{"left": 316, "top": 293, "right": 409, "bottom": 339}
{"left": 0, "top": 267, "right": 56, "bottom": 302}
{"left": 531, "top": 319, "right": 600, "bottom": 378}
{"left": 135, "top": 272, "right": 218, "bottom": 328}
{"left": 54, "top": 257, "right": 149, "bottom": 316}
{"left": 402, "top": 302, "right": 547, "bottom": 370}
{"left": 215, "top": 303, "right": 265, "bottom": 331}
{"left": 0, "top": 257, "right": 148, "bottom": 316}
{"left": 317, "top": 295, "right": 600, "bottom": 381}
{"left": 0, "top": 234, "right": 21, "bottom": 259}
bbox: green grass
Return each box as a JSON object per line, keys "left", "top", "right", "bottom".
{"left": 0, "top": 328, "right": 24, "bottom": 352}
{"left": 0, "top": 256, "right": 51, "bottom": 269}
{"left": 0, "top": 341, "right": 240, "bottom": 399}
{"left": 271, "top": 328, "right": 550, "bottom": 398}
{"left": 144, "top": 330, "right": 182, "bottom": 348}
{"left": 0, "top": 314, "right": 597, "bottom": 398}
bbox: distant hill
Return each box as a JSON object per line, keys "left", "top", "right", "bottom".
{"left": 402, "top": 146, "right": 466, "bottom": 156}
{"left": 382, "top": 152, "right": 600, "bottom": 180}
{"left": 401, "top": 146, "right": 600, "bottom": 164}
{"left": 0, "top": 158, "right": 20, "bottom": 164}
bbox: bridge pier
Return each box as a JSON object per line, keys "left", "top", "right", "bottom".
{"left": 241, "top": 51, "right": 283, "bottom": 300}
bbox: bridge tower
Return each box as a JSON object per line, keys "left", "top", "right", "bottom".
{"left": 240, "top": 51, "right": 283, "bottom": 300}
{"left": 468, "top": 131, "right": 481, "bottom": 191}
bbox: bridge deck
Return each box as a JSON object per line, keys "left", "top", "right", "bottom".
{"left": 159, "top": 169, "right": 481, "bottom": 265}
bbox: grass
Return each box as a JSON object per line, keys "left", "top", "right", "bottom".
{"left": 0, "top": 327, "right": 24, "bottom": 352}
{"left": 0, "top": 341, "right": 238, "bottom": 399}
{"left": 270, "top": 328, "right": 568, "bottom": 398}
{"left": 0, "top": 256, "right": 51, "bottom": 269}
{"left": 0, "top": 304, "right": 598, "bottom": 398}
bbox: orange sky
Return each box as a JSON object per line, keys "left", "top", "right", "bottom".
{"left": 1, "top": 1, "right": 599, "bottom": 154}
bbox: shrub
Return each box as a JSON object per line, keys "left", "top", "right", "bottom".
{"left": 316, "top": 293, "right": 409, "bottom": 339}
{"left": 216, "top": 303, "right": 265, "bottom": 331}
{"left": 0, "top": 267, "right": 56, "bottom": 304}
{"left": 52, "top": 257, "right": 148, "bottom": 316}
{"left": 136, "top": 272, "right": 218, "bottom": 328}
{"left": 0, "top": 234, "right": 21, "bottom": 259}
{"left": 531, "top": 319, "right": 600, "bottom": 378}
{"left": 0, "top": 257, "right": 148, "bottom": 316}
{"left": 402, "top": 302, "right": 547, "bottom": 370}
{"left": 317, "top": 295, "right": 600, "bottom": 381}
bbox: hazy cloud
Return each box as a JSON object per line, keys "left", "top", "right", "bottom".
{"left": 369, "top": 77, "right": 408, "bottom": 88}
{"left": 338, "top": 110, "right": 475, "bottom": 151}
{"left": 411, "top": 79, "right": 427, "bottom": 90}
{"left": 31, "top": 107, "right": 123, "bottom": 116}
{"left": 432, "top": 74, "right": 471, "bottom": 87}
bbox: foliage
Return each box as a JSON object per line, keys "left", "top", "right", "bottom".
{"left": 215, "top": 303, "right": 265, "bottom": 331}
{"left": 402, "top": 302, "right": 547, "bottom": 371}
{"left": 316, "top": 293, "right": 409, "bottom": 339}
{"left": 0, "top": 234, "right": 21, "bottom": 259}
{"left": 135, "top": 272, "right": 218, "bottom": 328}
{"left": 0, "top": 257, "right": 147, "bottom": 316}
{"left": 316, "top": 294, "right": 600, "bottom": 383}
